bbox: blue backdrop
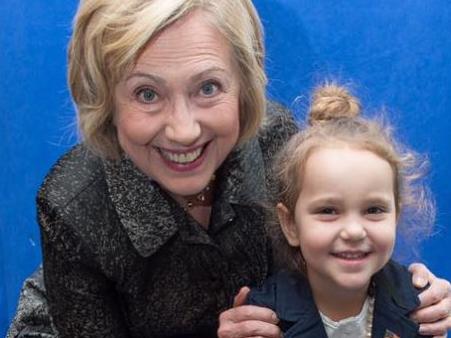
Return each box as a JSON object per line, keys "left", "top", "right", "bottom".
{"left": 1, "top": 1, "right": 450, "bottom": 336}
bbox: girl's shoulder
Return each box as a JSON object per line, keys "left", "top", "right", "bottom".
{"left": 247, "top": 270, "right": 314, "bottom": 315}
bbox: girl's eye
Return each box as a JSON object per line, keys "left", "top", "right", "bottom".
{"left": 318, "top": 207, "right": 337, "bottom": 215}
{"left": 314, "top": 207, "right": 339, "bottom": 221}
{"left": 136, "top": 87, "right": 158, "bottom": 103}
{"left": 200, "top": 81, "right": 219, "bottom": 97}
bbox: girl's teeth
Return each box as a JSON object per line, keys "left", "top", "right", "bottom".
{"left": 162, "top": 147, "right": 202, "bottom": 164}
{"left": 335, "top": 252, "right": 367, "bottom": 259}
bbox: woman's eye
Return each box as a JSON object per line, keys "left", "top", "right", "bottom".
{"left": 200, "top": 82, "right": 219, "bottom": 97}
{"left": 136, "top": 88, "right": 158, "bottom": 103}
{"left": 367, "top": 206, "right": 385, "bottom": 214}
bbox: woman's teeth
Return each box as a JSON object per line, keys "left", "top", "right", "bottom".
{"left": 160, "top": 147, "right": 203, "bottom": 164}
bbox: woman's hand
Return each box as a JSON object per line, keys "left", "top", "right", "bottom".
{"left": 218, "top": 287, "right": 282, "bottom": 338}
{"left": 409, "top": 263, "right": 451, "bottom": 337}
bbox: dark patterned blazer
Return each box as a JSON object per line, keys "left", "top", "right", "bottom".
{"left": 247, "top": 260, "right": 431, "bottom": 338}
{"left": 7, "top": 102, "right": 297, "bottom": 338}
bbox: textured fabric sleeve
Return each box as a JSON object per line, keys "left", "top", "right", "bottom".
{"left": 258, "top": 101, "right": 298, "bottom": 169}
{"left": 257, "top": 101, "right": 298, "bottom": 273}
{"left": 38, "top": 199, "right": 130, "bottom": 338}
{"left": 258, "top": 101, "right": 298, "bottom": 204}
{"left": 6, "top": 266, "right": 57, "bottom": 338}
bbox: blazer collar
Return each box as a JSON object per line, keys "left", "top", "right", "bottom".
{"left": 103, "top": 138, "right": 267, "bottom": 257}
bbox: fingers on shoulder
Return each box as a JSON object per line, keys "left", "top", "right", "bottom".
{"left": 219, "top": 305, "right": 278, "bottom": 323}
{"left": 218, "top": 305, "right": 281, "bottom": 338}
{"left": 217, "top": 319, "right": 281, "bottom": 338}
{"left": 418, "top": 314, "right": 451, "bottom": 336}
{"left": 419, "top": 278, "right": 451, "bottom": 308}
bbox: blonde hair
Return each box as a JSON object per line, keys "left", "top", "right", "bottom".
{"left": 69, "top": 0, "right": 267, "bottom": 159}
{"left": 270, "top": 83, "right": 435, "bottom": 272}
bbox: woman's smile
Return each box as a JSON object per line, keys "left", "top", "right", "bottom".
{"left": 156, "top": 141, "right": 211, "bottom": 172}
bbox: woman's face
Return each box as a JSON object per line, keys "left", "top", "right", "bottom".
{"left": 114, "top": 10, "right": 241, "bottom": 197}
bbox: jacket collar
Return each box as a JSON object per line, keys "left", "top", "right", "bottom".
{"left": 103, "top": 138, "right": 267, "bottom": 257}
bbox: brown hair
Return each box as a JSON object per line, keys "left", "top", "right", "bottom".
{"left": 69, "top": 0, "right": 267, "bottom": 159}
{"left": 270, "top": 82, "right": 435, "bottom": 272}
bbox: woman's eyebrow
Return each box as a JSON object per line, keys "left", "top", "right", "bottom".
{"left": 124, "top": 67, "right": 228, "bottom": 85}
{"left": 125, "top": 72, "right": 166, "bottom": 85}
{"left": 190, "top": 66, "right": 228, "bottom": 82}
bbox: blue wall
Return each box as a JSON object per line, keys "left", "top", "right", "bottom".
{"left": 1, "top": 1, "right": 450, "bottom": 336}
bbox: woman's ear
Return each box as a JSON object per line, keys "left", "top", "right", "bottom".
{"left": 276, "top": 203, "right": 300, "bottom": 247}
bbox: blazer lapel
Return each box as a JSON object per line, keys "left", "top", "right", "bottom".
{"left": 271, "top": 272, "right": 328, "bottom": 338}
{"left": 371, "top": 261, "right": 423, "bottom": 338}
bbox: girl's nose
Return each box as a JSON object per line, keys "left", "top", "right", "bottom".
{"left": 340, "top": 217, "right": 367, "bottom": 241}
{"left": 165, "top": 99, "right": 201, "bottom": 145}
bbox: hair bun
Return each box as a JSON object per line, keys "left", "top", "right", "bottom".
{"left": 309, "top": 83, "right": 361, "bottom": 125}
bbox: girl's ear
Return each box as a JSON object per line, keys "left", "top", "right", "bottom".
{"left": 276, "top": 203, "right": 300, "bottom": 247}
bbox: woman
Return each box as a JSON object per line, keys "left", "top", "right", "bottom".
{"left": 7, "top": 0, "right": 451, "bottom": 337}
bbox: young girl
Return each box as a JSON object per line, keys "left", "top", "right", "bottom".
{"left": 247, "top": 84, "right": 434, "bottom": 337}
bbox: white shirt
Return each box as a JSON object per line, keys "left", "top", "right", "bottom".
{"left": 319, "top": 296, "right": 371, "bottom": 338}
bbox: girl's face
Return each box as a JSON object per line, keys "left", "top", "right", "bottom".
{"left": 279, "top": 146, "right": 397, "bottom": 295}
{"left": 114, "top": 10, "right": 241, "bottom": 197}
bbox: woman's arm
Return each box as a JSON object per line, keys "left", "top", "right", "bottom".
{"left": 39, "top": 202, "right": 129, "bottom": 338}
{"left": 6, "top": 266, "right": 56, "bottom": 338}
{"left": 409, "top": 263, "right": 451, "bottom": 337}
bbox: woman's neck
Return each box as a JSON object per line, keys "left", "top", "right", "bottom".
{"left": 170, "top": 176, "right": 216, "bottom": 229}
{"left": 171, "top": 193, "right": 212, "bottom": 229}
{"left": 309, "top": 275, "right": 370, "bottom": 321}
{"left": 186, "top": 205, "right": 212, "bottom": 229}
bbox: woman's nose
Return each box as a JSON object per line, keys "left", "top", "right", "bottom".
{"left": 165, "top": 99, "right": 201, "bottom": 145}
{"left": 340, "top": 217, "right": 367, "bottom": 241}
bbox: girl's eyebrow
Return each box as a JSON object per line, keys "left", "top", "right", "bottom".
{"left": 309, "top": 196, "right": 342, "bottom": 205}
{"left": 364, "top": 196, "right": 393, "bottom": 206}
{"left": 308, "top": 195, "right": 393, "bottom": 206}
